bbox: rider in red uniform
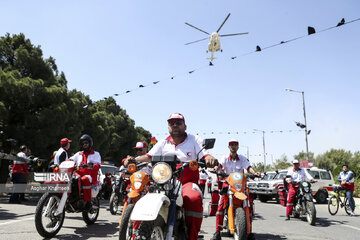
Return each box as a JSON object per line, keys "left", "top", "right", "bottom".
{"left": 285, "top": 160, "right": 315, "bottom": 220}
{"left": 130, "top": 113, "right": 218, "bottom": 240}
{"left": 211, "top": 139, "right": 259, "bottom": 240}
{"left": 70, "top": 134, "right": 101, "bottom": 211}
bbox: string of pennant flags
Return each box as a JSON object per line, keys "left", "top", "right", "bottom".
{"left": 212, "top": 153, "right": 268, "bottom": 157}
{"left": 152, "top": 129, "right": 303, "bottom": 136}
{"left": 108, "top": 17, "right": 360, "bottom": 97}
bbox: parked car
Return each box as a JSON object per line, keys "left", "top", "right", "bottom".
{"left": 247, "top": 171, "right": 277, "bottom": 197}
{"left": 256, "top": 170, "right": 288, "bottom": 203}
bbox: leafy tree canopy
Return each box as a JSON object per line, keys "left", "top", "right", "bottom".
{"left": 293, "top": 151, "right": 314, "bottom": 161}
{"left": 0, "top": 33, "right": 151, "bottom": 166}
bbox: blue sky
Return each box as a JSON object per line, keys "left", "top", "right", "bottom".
{"left": 2, "top": 0, "right": 360, "bottom": 165}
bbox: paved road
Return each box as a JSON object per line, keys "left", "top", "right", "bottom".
{"left": 0, "top": 193, "right": 359, "bottom": 240}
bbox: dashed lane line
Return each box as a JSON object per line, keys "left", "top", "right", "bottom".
{"left": 0, "top": 217, "right": 34, "bottom": 226}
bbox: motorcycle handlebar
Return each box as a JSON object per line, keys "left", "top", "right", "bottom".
{"left": 247, "top": 174, "right": 256, "bottom": 180}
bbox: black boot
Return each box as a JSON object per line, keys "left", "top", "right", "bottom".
{"left": 285, "top": 215, "right": 290, "bottom": 221}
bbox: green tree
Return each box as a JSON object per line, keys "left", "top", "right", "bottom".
{"left": 252, "top": 162, "right": 272, "bottom": 173}
{"left": 0, "top": 33, "right": 152, "bottom": 166}
{"left": 293, "top": 151, "right": 314, "bottom": 161}
{"left": 273, "top": 154, "right": 292, "bottom": 170}
{"left": 351, "top": 151, "right": 360, "bottom": 166}
{"left": 315, "top": 149, "right": 352, "bottom": 172}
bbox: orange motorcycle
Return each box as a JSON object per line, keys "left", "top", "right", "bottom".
{"left": 219, "top": 171, "right": 254, "bottom": 240}
{"left": 118, "top": 162, "right": 150, "bottom": 240}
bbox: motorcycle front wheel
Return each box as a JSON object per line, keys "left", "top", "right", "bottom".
{"left": 35, "top": 192, "right": 65, "bottom": 238}
{"left": 109, "top": 193, "right": 119, "bottom": 215}
{"left": 234, "top": 208, "right": 247, "bottom": 240}
{"left": 136, "top": 216, "right": 165, "bottom": 240}
{"left": 118, "top": 203, "right": 134, "bottom": 240}
{"left": 306, "top": 201, "right": 316, "bottom": 225}
{"left": 82, "top": 197, "right": 100, "bottom": 225}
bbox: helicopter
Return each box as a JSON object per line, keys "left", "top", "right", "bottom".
{"left": 185, "top": 13, "right": 248, "bottom": 65}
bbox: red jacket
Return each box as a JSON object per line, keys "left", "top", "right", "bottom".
{"left": 12, "top": 152, "right": 29, "bottom": 174}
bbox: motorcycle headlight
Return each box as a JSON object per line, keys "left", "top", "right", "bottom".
{"left": 302, "top": 182, "right": 310, "bottom": 192}
{"left": 234, "top": 183, "right": 243, "bottom": 191}
{"left": 152, "top": 162, "right": 172, "bottom": 184}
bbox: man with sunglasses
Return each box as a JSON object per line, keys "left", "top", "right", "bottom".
{"left": 131, "top": 113, "right": 218, "bottom": 240}
{"left": 122, "top": 141, "right": 147, "bottom": 166}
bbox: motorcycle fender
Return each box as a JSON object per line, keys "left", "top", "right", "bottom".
{"left": 234, "top": 192, "right": 247, "bottom": 200}
{"left": 130, "top": 193, "right": 170, "bottom": 222}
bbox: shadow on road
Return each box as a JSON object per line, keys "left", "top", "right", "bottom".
{"left": 314, "top": 217, "right": 348, "bottom": 227}
{"left": 253, "top": 213, "right": 264, "bottom": 220}
{"left": 254, "top": 233, "right": 287, "bottom": 239}
{"left": 53, "top": 221, "right": 119, "bottom": 239}
{"left": 0, "top": 207, "right": 34, "bottom": 220}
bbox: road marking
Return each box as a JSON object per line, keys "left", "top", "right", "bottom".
{"left": 343, "top": 224, "right": 360, "bottom": 232}
{"left": 0, "top": 217, "right": 34, "bottom": 226}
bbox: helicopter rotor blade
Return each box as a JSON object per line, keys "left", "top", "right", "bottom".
{"left": 184, "top": 37, "right": 209, "bottom": 45}
{"left": 219, "top": 32, "right": 249, "bottom": 37}
{"left": 185, "top": 22, "right": 210, "bottom": 35}
{"left": 216, "top": 13, "right": 231, "bottom": 33}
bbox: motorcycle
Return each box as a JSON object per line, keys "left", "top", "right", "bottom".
{"left": 34, "top": 160, "right": 100, "bottom": 238}
{"left": 129, "top": 138, "right": 215, "bottom": 240}
{"left": 109, "top": 168, "right": 129, "bottom": 215}
{"left": 118, "top": 162, "right": 150, "bottom": 239}
{"left": 285, "top": 179, "right": 316, "bottom": 225}
{"left": 100, "top": 172, "right": 113, "bottom": 200}
{"left": 217, "top": 171, "right": 255, "bottom": 240}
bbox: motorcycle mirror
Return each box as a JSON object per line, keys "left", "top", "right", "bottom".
{"left": 202, "top": 138, "right": 215, "bottom": 150}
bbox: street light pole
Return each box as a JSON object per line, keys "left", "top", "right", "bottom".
{"left": 285, "top": 88, "right": 310, "bottom": 160}
{"left": 254, "top": 129, "right": 266, "bottom": 173}
{"left": 301, "top": 91, "right": 310, "bottom": 160}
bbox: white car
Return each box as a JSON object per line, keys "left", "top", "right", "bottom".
{"left": 305, "top": 167, "right": 335, "bottom": 204}
{"left": 247, "top": 171, "right": 277, "bottom": 196}
{"left": 256, "top": 170, "right": 288, "bottom": 203}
